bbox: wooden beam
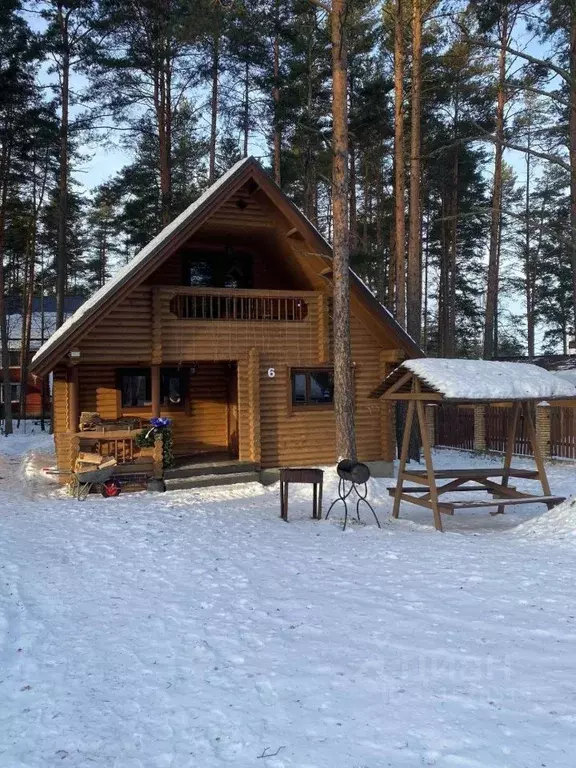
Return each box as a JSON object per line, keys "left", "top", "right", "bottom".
{"left": 248, "top": 348, "right": 261, "bottom": 465}
{"left": 379, "top": 349, "right": 406, "bottom": 363}
{"left": 415, "top": 380, "right": 443, "bottom": 531}
{"left": 152, "top": 288, "right": 162, "bottom": 365}
{"left": 151, "top": 365, "right": 161, "bottom": 419}
{"left": 68, "top": 365, "right": 79, "bottom": 433}
{"left": 496, "top": 402, "right": 521, "bottom": 515}
{"left": 317, "top": 293, "right": 330, "bottom": 363}
{"left": 393, "top": 399, "right": 415, "bottom": 520}
{"left": 286, "top": 227, "right": 305, "bottom": 240}
{"left": 523, "top": 401, "right": 552, "bottom": 497}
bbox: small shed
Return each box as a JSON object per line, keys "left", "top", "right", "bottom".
{"left": 370, "top": 358, "right": 576, "bottom": 531}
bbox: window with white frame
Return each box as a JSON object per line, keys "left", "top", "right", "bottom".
{"left": 0, "top": 383, "right": 21, "bottom": 403}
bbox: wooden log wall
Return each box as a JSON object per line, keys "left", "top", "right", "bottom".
{"left": 53, "top": 285, "right": 398, "bottom": 471}
{"left": 76, "top": 287, "right": 152, "bottom": 363}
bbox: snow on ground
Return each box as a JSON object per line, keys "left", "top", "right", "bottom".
{"left": 1, "top": 438, "right": 576, "bottom": 767}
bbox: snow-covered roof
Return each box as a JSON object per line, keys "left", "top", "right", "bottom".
{"left": 31, "top": 156, "right": 255, "bottom": 372}
{"left": 402, "top": 358, "right": 576, "bottom": 401}
{"left": 2, "top": 298, "right": 86, "bottom": 350}
{"left": 30, "top": 156, "right": 423, "bottom": 374}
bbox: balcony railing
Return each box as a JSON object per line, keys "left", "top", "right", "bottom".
{"left": 168, "top": 289, "right": 310, "bottom": 322}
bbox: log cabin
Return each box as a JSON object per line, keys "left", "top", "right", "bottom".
{"left": 30, "top": 157, "right": 422, "bottom": 488}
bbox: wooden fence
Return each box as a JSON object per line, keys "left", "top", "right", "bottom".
{"left": 550, "top": 406, "right": 576, "bottom": 459}
{"left": 434, "top": 402, "right": 576, "bottom": 461}
{"left": 485, "top": 405, "right": 534, "bottom": 455}
{"left": 435, "top": 406, "right": 474, "bottom": 450}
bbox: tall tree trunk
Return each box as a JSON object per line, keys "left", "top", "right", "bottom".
{"left": 273, "top": 0, "right": 282, "bottom": 185}
{"left": 569, "top": 8, "right": 576, "bottom": 336}
{"left": 407, "top": 0, "right": 423, "bottom": 344}
{"left": 56, "top": 3, "right": 70, "bottom": 329}
{"left": 157, "top": 40, "right": 172, "bottom": 226}
{"left": 483, "top": 9, "right": 508, "bottom": 359}
{"left": 209, "top": 27, "right": 220, "bottom": 185}
{"left": 438, "top": 192, "right": 449, "bottom": 355}
{"left": 393, "top": 0, "right": 406, "bottom": 326}
{"left": 303, "top": 26, "right": 316, "bottom": 223}
{"left": 447, "top": 114, "right": 459, "bottom": 357}
{"left": 422, "top": 202, "right": 430, "bottom": 349}
{"left": 243, "top": 59, "right": 250, "bottom": 157}
{"left": 331, "top": 0, "right": 356, "bottom": 460}
{"left": 0, "top": 132, "right": 13, "bottom": 435}
{"left": 349, "top": 134, "right": 357, "bottom": 250}
{"left": 19, "top": 222, "right": 35, "bottom": 427}
{"left": 525, "top": 119, "right": 535, "bottom": 357}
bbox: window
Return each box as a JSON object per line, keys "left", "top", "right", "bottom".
{"left": 118, "top": 369, "right": 151, "bottom": 408}
{"left": 184, "top": 251, "right": 253, "bottom": 289}
{"left": 161, "top": 368, "right": 187, "bottom": 407}
{"left": 291, "top": 369, "right": 334, "bottom": 408}
{"left": 0, "top": 383, "right": 21, "bottom": 403}
{"left": 117, "top": 368, "right": 188, "bottom": 409}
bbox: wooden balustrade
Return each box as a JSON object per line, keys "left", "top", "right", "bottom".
{"left": 167, "top": 288, "right": 313, "bottom": 322}
{"left": 74, "top": 429, "right": 149, "bottom": 466}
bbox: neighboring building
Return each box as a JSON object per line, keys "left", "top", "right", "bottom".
{"left": 31, "top": 157, "right": 422, "bottom": 484}
{"left": 498, "top": 354, "right": 576, "bottom": 385}
{"left": 2, "top": 296, "right": 85, "bottom": 418}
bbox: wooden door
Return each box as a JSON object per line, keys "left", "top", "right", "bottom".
{"left": 227, "top": 363, "right": 239, "bottom": 458}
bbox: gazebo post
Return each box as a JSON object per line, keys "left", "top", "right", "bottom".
{"left": 393, "top": 398, "right": 415, "bottom": 520}
{"left": 415, "top": 380, "right": 443, "bottom": 531}
{"left": 495, "top": 402, "right": 521, "bottom": 515}
{"left": 523, "top": 401, "right": 552, "bottom": 500}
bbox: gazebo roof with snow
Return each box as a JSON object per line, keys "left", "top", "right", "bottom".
{"left": 370, "top": 358, "right": 576, "bottom": 403}
{"left": 372, "top": 357, "right": 573, "bottom": 532}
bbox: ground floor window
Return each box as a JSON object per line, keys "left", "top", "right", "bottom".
{"left": 118, "top": 369, "right": 151, "bottom": 408}
{"left": 291, "top": 368, "right": 334, "bottom": 408}
{"left": 0, "top": 382, "right": 21, "bottom": 403}
{"left": 118, "top": 367, "right": 188, "bottom": 409}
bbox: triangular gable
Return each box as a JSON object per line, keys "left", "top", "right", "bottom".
{"left": 31, "top": 156, "right": 422, "bottom": 375}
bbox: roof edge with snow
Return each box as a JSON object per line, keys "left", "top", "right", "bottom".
{"left": 370, "top": 358, "right": 576, "bottom": 402}
{"left": 31, "top": 156, "right": 423, "bottom": 375}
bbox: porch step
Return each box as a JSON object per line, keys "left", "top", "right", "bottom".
{"left": 164, "top": 471, "right": 260, "bottom": 491}
{"left": 164, "top": 460, "right": 257, "bottom": 480}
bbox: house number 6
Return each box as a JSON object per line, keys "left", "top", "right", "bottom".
{"left": 268, "top": 367, "right": 276, "bottom": 378}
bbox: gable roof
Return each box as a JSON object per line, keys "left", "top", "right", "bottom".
{"left": 370, "top": 358, "right": 576, "bottom": 402}
{"left": 31, "top": 156, "right": 422, "bottom": 375}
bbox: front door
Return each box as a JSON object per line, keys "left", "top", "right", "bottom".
{"left": 172, "top": 361, "right": 238, "bottom": 459}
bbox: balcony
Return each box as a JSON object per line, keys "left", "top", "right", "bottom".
{"left": 168, "top": 288, "right": 311, "bottom": 322}
{"left": 155, "top": 287, "right": 329, "bottom": 365}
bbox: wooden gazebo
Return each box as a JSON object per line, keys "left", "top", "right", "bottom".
{"left": 370, "top": 358, "right": 576, "bottom": 531}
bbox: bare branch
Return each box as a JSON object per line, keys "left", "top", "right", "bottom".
{"left": 308, "top": 0, "right": 331, "bottom": 11}
{"left": 458, "top": 24, "right": 571, "bottom": 84}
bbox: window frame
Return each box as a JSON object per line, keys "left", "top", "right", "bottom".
{"left": 116, "top": 367, "right": 189, "bottom": 412}
{"left": 182, "top": 249, "right": 254, "bottom": 289}
{"left": 0, "top": 382, "right": 21, "bottom": 404}
{"left": 117, "top": 368, "right": 152, "bottom": 410}
{"left": 289, "top": 367, "right": 335, "bottom": 412}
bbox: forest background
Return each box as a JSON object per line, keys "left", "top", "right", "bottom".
{"left": 2, "top": 0, "right": 575, "bottom": 382}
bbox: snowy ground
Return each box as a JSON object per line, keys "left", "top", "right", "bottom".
{"left": 1, "top": 434, "right": 576, "bottom": 767}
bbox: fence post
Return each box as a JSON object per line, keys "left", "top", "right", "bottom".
{"left": 535, "top": 404, "right": 551, "bottom": 458}
{"left": 473, "top": 405, "right": 486, "bottom": 450}
{"left": 425, "top": 405, "right": 436, "bottom": 446}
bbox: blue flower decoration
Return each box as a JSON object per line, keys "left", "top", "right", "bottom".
{"left": 150, "top": 417, "right": 171, "bottom": 429}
